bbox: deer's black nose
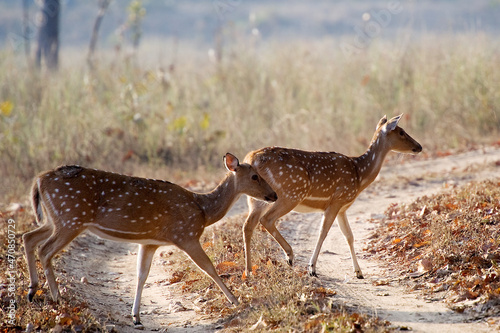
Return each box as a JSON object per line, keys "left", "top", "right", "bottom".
{"left": 413, "top": 144, "right": 423, "bottom": 153}
{"left": 265, "top": 192, "right": 278, "bottom": 202}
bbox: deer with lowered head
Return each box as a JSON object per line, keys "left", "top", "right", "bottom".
{"left": 23, "top": 153, "right": 277, "bottom": 329}
{"left": 242, "top": 114, "right": 422, "bottom": 279}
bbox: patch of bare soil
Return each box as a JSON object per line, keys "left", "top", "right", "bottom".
{"left": 57, "top": 147, "right": 500, "bottom": 332}
{"left": 60, "top": 230, "right": 228, "bottom": 332}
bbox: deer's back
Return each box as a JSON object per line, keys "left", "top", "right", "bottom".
{"left": 35, "top": 166, "right": 205, "bottom": 243}
{"left": 245, "top": 147, "right": 360, "bottom": 205}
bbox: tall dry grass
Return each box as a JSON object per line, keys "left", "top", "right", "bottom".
{"left": 1, "top": 34, "right": 500, "bottom": 202}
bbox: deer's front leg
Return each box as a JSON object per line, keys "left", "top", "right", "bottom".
{"left": 308, "top": 207, "right": 340, "bottom": 277}
{"left": 243, "top": 198, "right": 266, "bottom": 277}
{"left": 337, "top": 211, "right": 363, "bottom": 279}
{"left": 180, "top": 240, "right": 239, "bottom": 305}
{"left": 258, "top": 198, "right": 296, "bottom": 267}
{"left": 132, "top": 244, "right": 158, "bottom": 328}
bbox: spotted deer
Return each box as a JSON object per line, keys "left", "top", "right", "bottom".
{"left": 242, "top": 115, "right": 422, "bottom": 279}
{"left": 23, "top": 153, "right": 277, "bottom": 329}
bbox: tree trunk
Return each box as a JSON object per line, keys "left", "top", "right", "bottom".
{"left": 22, "top": 0, "right": 31, "bottom": 62}
{"left": 35, "top": 0, "right": 60, "bottom": 71}
{"left": 87, "top": 0, "right": 112, "bottom": 69}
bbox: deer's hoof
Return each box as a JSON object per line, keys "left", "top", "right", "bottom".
{"left": 308, "top": 265, "right": 318, "bottom": 277}
{"left": 27, "top": 288, "right": 36, "bottom": 302}
{"left": 133, "top": 321, "right": 144, "bottom": 330}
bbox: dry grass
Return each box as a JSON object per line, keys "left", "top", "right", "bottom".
{"left": 2, "top": 35, "right": 500, "bottom": 203}
{"left": 167, "top": 215, "right": 391, "bottom": 332}
{"left": 367, "top": 180, "right": 500, "bottom": 316}
{"left": 2, "top": 34, "right": 500, "bottom": 331}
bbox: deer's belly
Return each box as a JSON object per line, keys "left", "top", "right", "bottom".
{"left": 293, "top": 196, "right": 329, "bottom": 213}
{"left": 87, "top": 225, "right": 172, "bottom": 246}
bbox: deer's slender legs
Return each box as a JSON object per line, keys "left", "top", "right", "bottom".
{"left": 256, "top": 197, "right": 298, "bottom": 267}
{"left": 179, "top": 240, "right": 239, "bottom": 305}
{"left": 243, "top": 197, "right": 267, "bottom": 275}
{"left": 308, "top": 205, "right": 341, "bottom": 277}
{"left": 132, "top": 244, "right": 159, "bottom": 327}
{"left": 38, "top": 228, "right": 82, "bottom": 301}
{"left": 337, "top": 211, "right": 363, "bottom": 279}
{"left": 23, "top": 223, "right": 54, "bottom": 301}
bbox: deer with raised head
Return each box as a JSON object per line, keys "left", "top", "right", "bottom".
{"left": 23, "top": 153, "right": 277, "bottom": 329}
{"left": 242, "top": 114, "right": 422, "bottom": 279}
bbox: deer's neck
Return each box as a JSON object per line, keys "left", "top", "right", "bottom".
{"left": 195, "top": 174, "right": 241, "bottom": 227}
{"left": 354, "top": 131, "right": 390, "bottom": 191}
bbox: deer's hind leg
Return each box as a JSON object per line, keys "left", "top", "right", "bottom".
{"left": 23, "top": 223, "right": 53, "bottom": 301}
{"left": 36, "top": 225, "right": 83, "bottom": 301}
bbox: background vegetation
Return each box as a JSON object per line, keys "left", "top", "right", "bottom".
{"left": 1, "top": 35, "right": 500, "bottom": 202}
{"left": 1, "top": 29, "right": 500, "bottom": 331}
{"left": 1, "top": 1, "right": 500, "bottom": 331}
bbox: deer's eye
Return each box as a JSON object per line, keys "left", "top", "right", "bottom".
{"left": 252, "top": 175, "right": 259, "bottom": 181}
{"left": 399, "top": 130, "right": 404, "bottom": 136}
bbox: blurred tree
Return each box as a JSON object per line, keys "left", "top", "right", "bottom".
{"left": 87, "top": 0, "right": 113, "bottom": 69}
{"left": 22, "top": 0, "right": 30, "bottom": 62}
{"left": 35, "top": 0, "right": 60, "bottom": 71}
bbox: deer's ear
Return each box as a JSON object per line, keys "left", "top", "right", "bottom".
{"left": 224, "top": 153, "right": 240, "bottom": 172}
{"left": 384, "top": 114, "right": 403, "bottom": 132}
{"left": 376, "top": 115, "right": 388, "bottom": 129}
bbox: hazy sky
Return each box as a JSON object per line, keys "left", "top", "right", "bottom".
{"left": 1, "top": 0, "right": 499, "bottom": 52}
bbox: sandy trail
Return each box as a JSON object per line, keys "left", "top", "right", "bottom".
{"left": 59, "top": 147, "right": 500, "bottom": 332}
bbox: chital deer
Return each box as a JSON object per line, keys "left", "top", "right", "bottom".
{"left": 242, "top": 115, "right": 422, "bottom": 279}
{"left": 23, "top": 153, "right": 277, "bottom": 328}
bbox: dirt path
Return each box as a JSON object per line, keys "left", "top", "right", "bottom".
{"left": 62, "top": 228, "right": 223, "bottom": 332}
{"left": 60, "top": 147, "right": 500, "bottom": 332}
